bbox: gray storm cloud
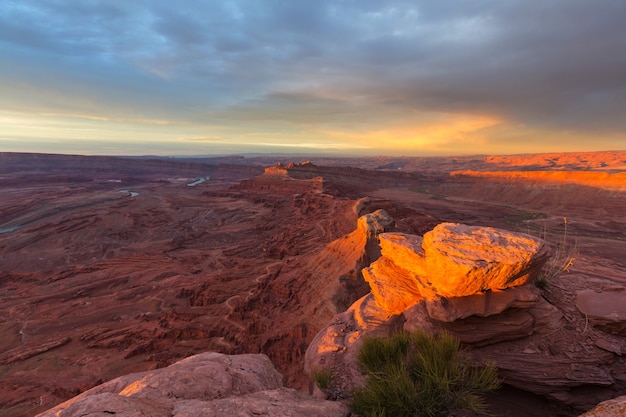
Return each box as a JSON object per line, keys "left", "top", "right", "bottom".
{"left": 1, "top": 0, "right": 625, "bottom": 153}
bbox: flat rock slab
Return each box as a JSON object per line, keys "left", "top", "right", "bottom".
{"left": 425, "top": 285, "right": 540, "bottom": 322}
{"left": 576, "top": 288, "right": 626, "bottom": 335}
{"left": 37, "top": 352, "right": 349, "bottom": 417}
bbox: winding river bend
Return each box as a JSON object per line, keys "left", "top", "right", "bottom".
{"left": 119, "top": 190, "right": 139, "bottom": 197}
{"left": 187, "top": 176, "right": 210, "bottom": 187}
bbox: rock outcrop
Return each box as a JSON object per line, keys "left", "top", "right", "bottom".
{"left": 304, "top": 293, "right": 404, "bottom": 396}
{"left": 233, "top": 208, "right": 395, "bottom": 390}
{"left": 368, "top": 224, "right": 550, "bottom": 303}
{"left": 576, "top": 286, "right": 626, "bottom": 335}
{"left": 579, "top": 395, "right": 626, "bottom": 417}
{"left": 362, "top": 223, "right": 551, "bottom": 325}
{"left": 37, "top": 352, "right": 349, "bottom": 417}
{"left": 306, "top": 220, "right": 626, "bottom": 413}
{"left": 306, "top": 222, "right": 558, "bottom": 394}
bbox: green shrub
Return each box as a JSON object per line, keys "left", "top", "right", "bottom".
{"left": 311, "top": 368, "right": 334, "bottom": 391}
{"left": 351, "top": 330, "right": 500, "bottom": 417}
{"left": 357, "top": 331, "right": 410, "bottom": 374}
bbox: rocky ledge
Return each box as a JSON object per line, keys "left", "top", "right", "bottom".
{"left": 305, "top": 222, "right": 626, "bottom": 413}
{"left": 36, "top": 352, "right": 349, "bottom": 417}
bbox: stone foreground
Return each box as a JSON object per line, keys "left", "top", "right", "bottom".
{"left": 37, "top": 352, "right": 349, "bottom": 417}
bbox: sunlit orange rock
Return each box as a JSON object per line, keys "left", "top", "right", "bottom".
{"left": 363, "top": 224, "right": 549, "bottom": 314}
{"left": 422, "top": 223, "right": 550, "bottom": 297}
{"left": 451, "top": 170, "right": 626, "bottom": 191}
{"left": 362, "top": 256, "right": 424, "bottom": 315}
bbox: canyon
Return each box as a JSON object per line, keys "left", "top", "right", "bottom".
{"left": 0, "top": 151, "right": 625, "bottom": 416}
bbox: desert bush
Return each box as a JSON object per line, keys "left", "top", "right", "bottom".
{"left": 351, "top": 330, "right": 500, "bottom": 417}
{"left": 311, "top": 368, "right": 334, "bottom": 391}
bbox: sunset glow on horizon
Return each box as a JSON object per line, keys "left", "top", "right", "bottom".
{"left": 1, "top": 1, "right": 625, "bottom": 156}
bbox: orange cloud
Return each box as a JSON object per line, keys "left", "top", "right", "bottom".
{"left": 323, "top": 111, "right": 501, "bottom": 153}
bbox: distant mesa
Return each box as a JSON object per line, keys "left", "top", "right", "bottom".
{"left": 264, "top": 166, "right": 289, "bottom": 175}
{"left": 451, "top": 170, "right": 626, "bottom": 190}
{"left": 265, "top": 161, "right": 315, "bottom": 175}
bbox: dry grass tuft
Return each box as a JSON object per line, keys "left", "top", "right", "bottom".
{"left": 535, "top": 217, "right": 577, "bottom": 288}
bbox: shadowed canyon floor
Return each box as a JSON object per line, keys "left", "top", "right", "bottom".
{"left": 0, "top": 151, "right": 625, "bottom": 416}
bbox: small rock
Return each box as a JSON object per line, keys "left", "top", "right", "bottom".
{"left": 594, "top": 338, "right": 622, "bottom": 356}
{"left": 549, "top": 344, "right": 562, "bottom": 355}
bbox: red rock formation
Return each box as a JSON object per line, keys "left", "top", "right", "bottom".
{"left": 363, "top": 224, "right": 549, "bottom": 310}
{"left": 304, "top": 293, "right": 404, "bottom": 396}
{"left": 36, "top": 352, "right": 349, "bottom": 417}
{"left": 235, "top": 209, "right": 395, "bottom": 388}
{"left": 305, "top": 220, "right": 626, "bottom": 413}
{"left": 576, "top": 287, "right": 626, "bottom": 335}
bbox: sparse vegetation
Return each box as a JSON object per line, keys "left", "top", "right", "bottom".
{"left": 311, "top": 368, "right": 334, "bottom": 391}
{"left": 506, "top": 209, "right": 548, "bottom": 228}
{"left": 351, "top": 330, "right": 500, "bottom": 417}
{"left": 535, "top": 217, "right": 577, "bottom": 288}
{"left": 409, "top": 187, "right": 448, "bottom": 200}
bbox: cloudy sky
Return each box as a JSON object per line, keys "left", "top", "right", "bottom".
{"left": 1, "top": 1, "right": 625, "bottom": 156}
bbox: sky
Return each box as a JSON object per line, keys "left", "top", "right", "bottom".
{"left": 1, "top": 1, "right": 625, "bottom": 156}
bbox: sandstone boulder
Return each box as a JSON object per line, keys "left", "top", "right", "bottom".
{"left": 356, "top": 208, "right": 395, "bottom": 237}
{"left": 421, "top": 223, "right": 550, "bottom": 297}
{"left": 579, "top": 395, "right": 626, "bottom": 417}
{"left": 364, "top": 225, "right": 549, "bottom": 318}
{"left": 403, "top": 295, "right": 563, "bottom": 347}
{"left": 378, "top": 232, "right": 426, "bottom": 277}
{"left": 37, "top": 352, "right": 349, "bottom": 417}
